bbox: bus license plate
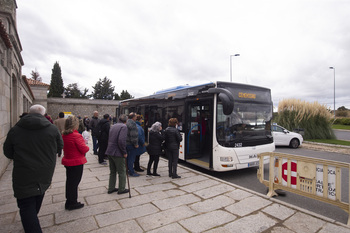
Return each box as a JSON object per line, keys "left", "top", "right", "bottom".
{"left": 248, "top": 161, "right": 259, "bottom": 167}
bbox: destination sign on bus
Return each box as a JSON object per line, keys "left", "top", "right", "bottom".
{"left": 217, "top": 82, "right": 272, "bottom": 103}
{"left": 238, "top": 92, "right": 256, "bottom": 99}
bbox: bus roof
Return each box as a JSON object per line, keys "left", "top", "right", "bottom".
{"left": 121, "top": 81, "right": 271, "bottom": 103}
{"left": 154, "top": 82, "right": 214, "bottom": 94}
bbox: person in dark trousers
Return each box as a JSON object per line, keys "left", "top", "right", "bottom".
{"left": 134, "top": 114, "right": 147, "bottom": 172}
{"left": 61, "top": 115, "right": 89, "bottom": 210}
{"left": 164, "top": 118, "right": 183, "bottom": 179}
{"left": 146, "top": 122, "right": 164, "bottom": 176}
{"left": 126, "top": 112, "right": 140, "bottom": 176}
{"left": 105, "top": 114, "right": 129, "bottom": 194}
{"left": 97, "top": 114, "right": 111, "bottom": 165}
{"left": 3, "top": 104, "right": 63, "bottom": 233}
{"left": 89, "top": 111, "right": 100, "bottom": 155}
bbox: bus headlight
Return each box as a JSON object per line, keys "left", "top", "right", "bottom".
{"left": 220, "top": 157, "right": 233, "bottom": 162}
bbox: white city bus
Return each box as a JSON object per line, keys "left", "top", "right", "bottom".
{"left": 119, "top": 81, "right": 274, "bottom": 171}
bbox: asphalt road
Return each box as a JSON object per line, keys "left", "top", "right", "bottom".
{"left": 181, "top": 146, "right": 350, "bottom": 224}
{"left": 334, "top": 129, "right": 350, "bottom": 141}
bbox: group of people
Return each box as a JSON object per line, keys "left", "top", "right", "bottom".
{"left": 106, "top": 113, "right": 183, "bottom": 194}
{"left": 3, "top": 105, "right": 183, "bottom": 232}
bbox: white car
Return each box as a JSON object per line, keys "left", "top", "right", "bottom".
{"left": 271, "top": 124, "right": 303, "bottom": 148}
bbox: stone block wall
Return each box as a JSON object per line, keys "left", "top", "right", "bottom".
{"left": 47, "top": 98, "right": 120, "bottom": 120}
{"left": 31, "top": 86, "right": 49, "bottom": 109}
{"left": 0, "top": 58, "right": 11, "bottom": 177}
{"left": 1, "top": 0, "right": 31, "bottom": 177}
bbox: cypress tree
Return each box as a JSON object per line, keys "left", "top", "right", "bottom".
{"left": 47, "top": 62, "right": 64, "bottom": 97}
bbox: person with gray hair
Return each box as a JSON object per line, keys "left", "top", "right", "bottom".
{"left": 146, "top": 122, "right": 164, "bottom": 176}
{"left": 3, "top": 104, "right": 63, "bottom": 232}
{"left": 29, "top": 104, "right": 46, "bottom": 115}
{"left": 105, "top": 114, "right": 129, "bottom": 194}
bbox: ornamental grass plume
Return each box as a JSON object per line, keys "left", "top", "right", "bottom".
{"left": 276, "top": 99, "right": 335, "bottom": 140}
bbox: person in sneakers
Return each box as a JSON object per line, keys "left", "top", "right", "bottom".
{"left": 61, "top": 116, "right": 89, "bottom": 210}
{"left": 105, "top": 114, "right": 129, "bottom": 195}
{"left": 146, "top": 122, "right": 164, "bottom": 176}
{"left": 164, "top": 118, "right": 183, "bottom": 179}
{"left": 3, "top": 105, "right": 63, "bottom": 233}
{"left": 134, "top": 114, "right": 147, "bottom": 172}
{"left": 96, "top": 114, "right": 111, "bottom": 165}
{"left": 126, "top": 113, "right": 140, "bottom": 177}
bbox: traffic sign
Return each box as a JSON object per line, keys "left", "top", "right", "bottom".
{"left": 282, "top": 161, "right": 297, "bottom": 186}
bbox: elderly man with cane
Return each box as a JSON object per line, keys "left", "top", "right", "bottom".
{"left": 105, "top": 114, "right": 130, "bottom": 196}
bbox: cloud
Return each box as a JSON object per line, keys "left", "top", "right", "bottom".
{"left": 17, "top": 0, "right": 350, "bottom": 109}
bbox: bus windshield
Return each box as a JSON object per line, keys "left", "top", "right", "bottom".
{"left": 216, "top": 101, "right": 273, "bottom": 147}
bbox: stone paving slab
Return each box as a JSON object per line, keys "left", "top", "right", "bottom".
{"left": 189, "top": 194, "right": 235, "bottom": 213}
{"left": 283, "top": 212, "right": 326, "bottom": 233}
{"left": 1, "top": 139, "right": 350, "bottom": 232}
{"left": 205, "top": 212, "right": 277, "bottom": 233}
{"left": 95, "top": 203, "right": 159, "bottom": 228}
{"left": 147, "top": 223, "right": 188, "bottom": 233}
{"left": 179, "top": 210, "right": 236, "bottom": 233}
{"left": 193, "top": 183, "right": 234, "bottom": 199}
{"left": 91, "top": 220, "right": 144, "bottom": 233}
{"left": 137, "top": 205, "right": 197, "bottom": 231}
{"left": 225, "top": 196, "right": 272, "bottom": 217}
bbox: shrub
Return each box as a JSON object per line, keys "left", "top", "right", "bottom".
{"left": 342, "top": 118, "right": 350, "bottom": 125}
{"left": 334, "top": 118, "right": 350, "bottom": 125}
{"left": 276, "top": 99, "right": 335, "bottom": 140}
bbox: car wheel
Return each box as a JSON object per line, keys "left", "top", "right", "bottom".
{"left": 290, "top": 138, "right": 299, "bottom": 148}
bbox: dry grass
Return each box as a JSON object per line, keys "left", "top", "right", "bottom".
{"left": 276, "top": 99, "right": 335, "bottom": 139}
{"left": 278, "top": 99, "right": 332, "bottom": 123}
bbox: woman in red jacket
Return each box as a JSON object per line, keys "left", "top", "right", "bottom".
{"left": 62, "top": 116, "right": 89, "bottom": 210}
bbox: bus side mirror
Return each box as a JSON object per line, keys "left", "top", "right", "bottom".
{"left": 207, "top": 88, "right": 234, "bottom": 115}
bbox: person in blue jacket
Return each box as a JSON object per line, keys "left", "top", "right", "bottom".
{"left": 134, "top": 114, "right": 147, "bottom": 172}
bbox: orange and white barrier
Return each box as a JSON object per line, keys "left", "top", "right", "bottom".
{"left": 257, "top": 152, "right": 350, "bottom": 225}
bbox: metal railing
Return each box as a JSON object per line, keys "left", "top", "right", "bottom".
{"left": 257, "top": 152, "right": 350, "bottom": 225}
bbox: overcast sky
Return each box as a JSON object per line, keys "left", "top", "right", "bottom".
{"left": 16, "top": 0, "right": 349, "bottom": 110}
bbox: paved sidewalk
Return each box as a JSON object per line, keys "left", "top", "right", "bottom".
{"left": 1, "top": 142, "right": 350, "bottom": 232}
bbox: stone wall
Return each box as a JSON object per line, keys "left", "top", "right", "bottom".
{"left": 1, "top": 0, "right": 33, "bottom": 176}
{"left": 47, "top": 98, "right": 120, "bottom": 120}
{"left": 31, "top": 85, "right": 49, "bottom": 109}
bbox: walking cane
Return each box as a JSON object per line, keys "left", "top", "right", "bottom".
{"left": 125, "top": 157, "right": 131, "bottom": 198}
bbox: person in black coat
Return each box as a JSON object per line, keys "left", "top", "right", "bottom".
{"left": 3, "top": 104, "right": 63, "bottom": 233}
{"left": 97, "top": 114, "right": 111, "bottom": 165}
{"left": 146, "top": 122, "right": 164, "bottom": 176}
{"left": 164, "top": 118, "right": 183, "bottom": 179}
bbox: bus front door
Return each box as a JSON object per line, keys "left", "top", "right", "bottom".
{"left": 186, "top": 101, "right": 212, "bottom": 169}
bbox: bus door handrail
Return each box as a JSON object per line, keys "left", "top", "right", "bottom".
{"left": 187, "top": 124, "right": 202, "bottom": 154}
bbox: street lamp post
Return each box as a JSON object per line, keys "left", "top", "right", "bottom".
{"left": 329, "top": 67, "right": 335, "bottom": 119}
{"left": 230, "top": 54, "right": 240, "bottom": 82}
